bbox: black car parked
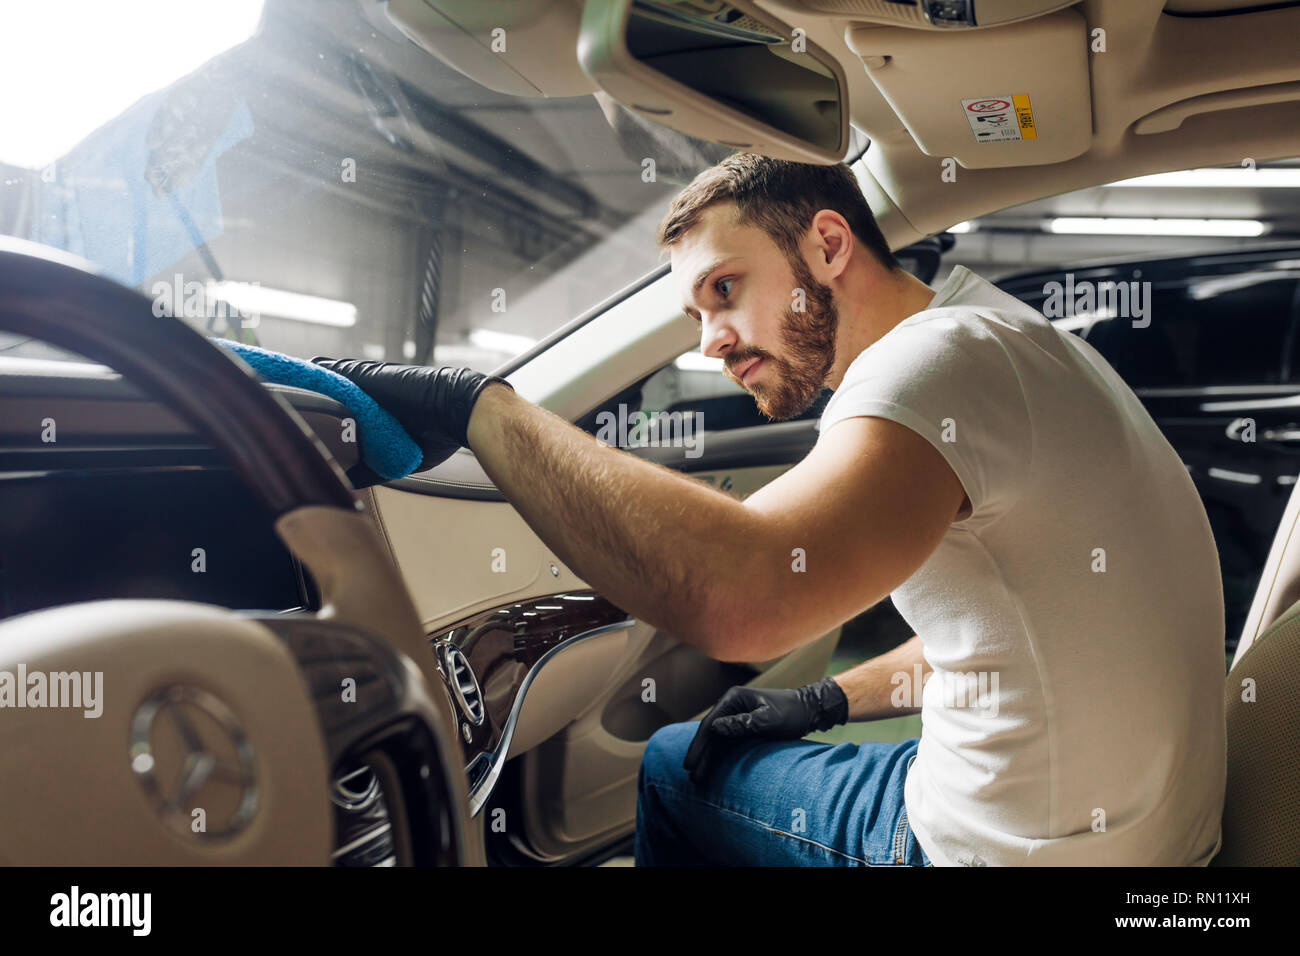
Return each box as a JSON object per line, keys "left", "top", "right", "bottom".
{"left": 995, "top": 244, "right": 1300, "bottom": 655}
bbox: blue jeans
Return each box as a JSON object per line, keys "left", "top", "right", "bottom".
{"left": 635, "top": 721, "right": 931, "bottom": 866}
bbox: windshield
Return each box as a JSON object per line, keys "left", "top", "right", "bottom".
{"left": 0, "top": 0, "right": 738, "bottom": 372}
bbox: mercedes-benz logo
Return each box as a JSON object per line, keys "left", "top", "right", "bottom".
{"left": 129, "top": 685, "right": 258, "bottom": 840}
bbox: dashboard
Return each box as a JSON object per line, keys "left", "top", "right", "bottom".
{"left": 0, "top": 358, "right": 389, "bottom": 861}
{"left": 0, "top": 355, "right": 639, "bottom": 866}
{"left": 0, "top": 468, "right": 313, "bottom": 618}
{"left": 0, "top": 358, "right": 355, "bottom": 618}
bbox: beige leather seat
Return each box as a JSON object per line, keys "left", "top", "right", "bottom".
{"left": 1212, "top": 475, "right": 1300, "bottom": 866}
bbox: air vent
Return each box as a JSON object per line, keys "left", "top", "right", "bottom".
{"left": 445, "top": 645, "right": 485, "bottom": 726}
{"left": 331, "top": 764, "right": 381, "bottom": 811}
{"left": 330, "top": 763, "right": 396, "bottom": 867}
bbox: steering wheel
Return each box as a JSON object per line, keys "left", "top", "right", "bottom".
{"left": 0, "top": 240, "right": 479, "bottom": 865}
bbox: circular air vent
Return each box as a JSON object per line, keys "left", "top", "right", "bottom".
{"left": 444, "top": 645, "right": 485, "bottom": 726}
{"left": 331, "top": 764, "right": 381, "bottom": 812}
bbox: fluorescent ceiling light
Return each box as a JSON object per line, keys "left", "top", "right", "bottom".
{"left": 1108, "top": 168, "right": 1300, "bottom": 188}
{"left": 0, "top": 1, "right": 264, "bottom": 170}
{"left": 205, "top": 281, "right": 356, "bottom": 327}
{"left": 468, "top": 328, "right": 537, "bottom": 354}
{"left": 674, "top": 351, "right": 724, "bottom": 371}
{"left": 947, "top": 221, "right": 975, "bottom": 233}
{"left": 1047, "top": 218, "right": 1266, "bottom": 237}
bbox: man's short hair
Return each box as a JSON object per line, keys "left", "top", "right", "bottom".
{"left": 656, "top": 153, "right": 900, "bottom": 272}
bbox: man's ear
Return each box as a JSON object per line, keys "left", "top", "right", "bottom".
{"left": 809, "top": 209, "right": 854, "bottom": 280}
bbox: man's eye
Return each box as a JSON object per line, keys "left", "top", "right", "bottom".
{"left": 715, "top": 277, "right": 734, "bottom": 298}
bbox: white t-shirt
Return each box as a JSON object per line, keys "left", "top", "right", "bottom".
{"left": 817, "top": 265, "right": 1227, "bottom": 866}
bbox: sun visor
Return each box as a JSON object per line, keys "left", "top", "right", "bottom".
{"left": 846, "top": 8, "right": 1091, "bottom": 169}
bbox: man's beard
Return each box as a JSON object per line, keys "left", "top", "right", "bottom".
{"left": 745, "top": 255, "right": 838, "bottom": 421}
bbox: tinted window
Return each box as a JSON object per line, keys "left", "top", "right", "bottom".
{"left": 1082, "top": 272, "right": 1300, "bottom": 388}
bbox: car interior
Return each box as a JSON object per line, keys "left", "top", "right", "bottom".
{"left": 0, "top": 0, "right": 1298, "bottom": 867}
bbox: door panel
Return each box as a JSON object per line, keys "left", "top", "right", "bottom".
{"left": 368, "top": 415, "right": 846, "bottom": 863}
{"left": 503, "top": 419, "right": 848, "bottom": 862}
{"left": 513, "top": 628, "right": 840, "bottom": 861}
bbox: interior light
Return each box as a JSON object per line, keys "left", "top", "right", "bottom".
{"left": 1047, "top": 218, "right": 1266, "bottom": 237}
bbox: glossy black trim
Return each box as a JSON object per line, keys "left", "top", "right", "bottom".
{"left": 427, "top": 591, "right": 633, "bottom": 813}
{"left": 630, "top": 419, "right": 820, "bottom": 471}
{"left": 1162, "top": 1, "right": 1300, "bottom": 16}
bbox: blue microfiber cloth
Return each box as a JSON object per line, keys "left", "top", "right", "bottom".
{"left": 213, "top": 339, "right": 424, "bottom": 481}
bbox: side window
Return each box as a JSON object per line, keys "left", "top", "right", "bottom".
{"left": 1081, "top": 283, "right": 1191, "bottom": 389}
{"left": 1084, "top": 272, "right": 1300, "bottom": 389}
{"left": 1187, "top": 275, "right": 1299, "bottom": 385}
{"left": 639, "top": 348, "right": 830, "bottom": 433}
{"left": 574, "top": 347, "right": 830, "bottom": 440}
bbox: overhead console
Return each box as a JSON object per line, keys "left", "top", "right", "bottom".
{"left": 781, "top": 0, "right": 1079, "bottom": 30}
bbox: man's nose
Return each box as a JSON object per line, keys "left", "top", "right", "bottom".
{"left": 700, "top": 315, "right": 737, "bottom": 360}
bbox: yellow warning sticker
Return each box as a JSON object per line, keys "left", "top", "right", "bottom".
{"left": 961, "top": 94, "right": 1036, "bottom": 143}
{"left": 1013, "top": 94, "right": 1037, "bottom": 140}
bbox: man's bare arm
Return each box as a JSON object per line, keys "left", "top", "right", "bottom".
{"left": 465, "top": 383, "right": 754, "bottom": 657}
{"left": 829, "top": 634, "right": 931, "bottom": 722}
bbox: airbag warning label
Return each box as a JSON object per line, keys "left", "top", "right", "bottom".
{"left": 962, "top": 94, "right": 1037, "bottom": 142}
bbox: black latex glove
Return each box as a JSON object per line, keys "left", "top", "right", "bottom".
{"left": 682, "top": 676, "right": 849, "bottom": 787}
{"left": 311, "top": 358, "right": 513, "bottom": 473}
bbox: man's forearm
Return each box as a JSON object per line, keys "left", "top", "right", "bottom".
{"left": 830, "top": 634, "right": 931, "bottom": 722}
{"left": 465, "top": 383, "right": 757, "bottom": 658}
